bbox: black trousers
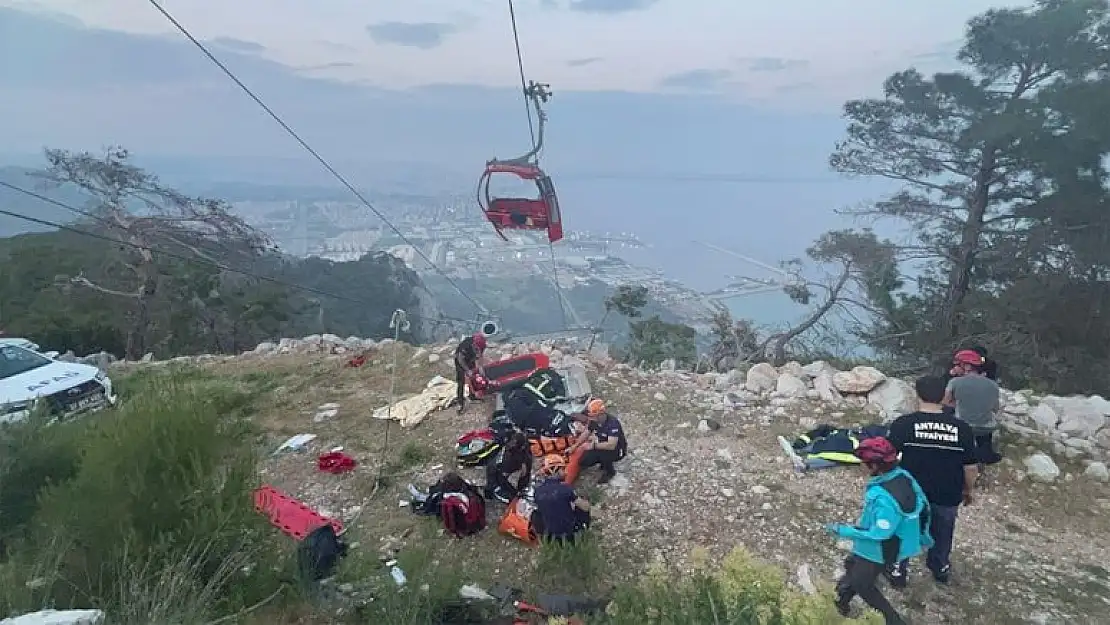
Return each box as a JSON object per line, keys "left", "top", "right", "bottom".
{"left": 892, "top": 503, "right": 959, "bottom": 578}
{"left": 577, "top": 448, "right": 623, "bottom": 476}
{"left": 537, "top": 508, "right": 591, "bottom": 544}
{"left": 973, "top": 431, "right": 1002, "bottom": 464}
{"left": 836, "top": 556, "right": 905, "bottom": 625}
{"left": 455, "top": 364, "right": 479, "bottom": 404}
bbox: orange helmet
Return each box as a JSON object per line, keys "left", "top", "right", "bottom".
{"left": 540, "top": 454, "right": 566, "bottom": 476}
{"left": 585, "top": 398, "right": 606, "bottom": 417}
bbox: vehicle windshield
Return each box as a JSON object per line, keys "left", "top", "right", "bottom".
{"left": 0, "top": 345, "right": 52, "bottom": 380}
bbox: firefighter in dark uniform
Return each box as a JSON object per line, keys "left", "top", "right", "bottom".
{"left": 454, "top": 332, "right": 487, "bottom": 414}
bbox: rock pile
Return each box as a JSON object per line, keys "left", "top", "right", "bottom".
{"left": 62, "top": 332, "right": 1110, "bottom": 483}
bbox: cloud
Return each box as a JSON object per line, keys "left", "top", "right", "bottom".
{"left": 210, "top": 37, "right": 266, "bottom": 54}
{"left": 566, "top": 0, "right": 660, "bottom": 14}
{"left": 299, "top": 62, "right": 356, "bottom": 71}
{"left": 776, "top": 82, "right": 814, "bottom": 94}
{"left": 741, "top": 57, "right": 809, "bottom": 72}
{"left": 658, "top": 69, "right": 732, "bottom": 91}
{"left": 365, "top": 21, "right": 458, "bottom": 49}
{"left": 567, "top": 57, "right": 603, "bottom": 67}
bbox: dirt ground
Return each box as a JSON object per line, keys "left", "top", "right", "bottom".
{"left": 177, "top": 344, "right": 1110, "bottom": 625}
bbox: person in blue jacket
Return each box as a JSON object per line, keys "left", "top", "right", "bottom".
{"left": 824, "top": 437, "right": 933, "bottom": 625}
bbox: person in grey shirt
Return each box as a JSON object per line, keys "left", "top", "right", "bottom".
{"left": 944, "top": 356, "right": 1001, "bottom": 465}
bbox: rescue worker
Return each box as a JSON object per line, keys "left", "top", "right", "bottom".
{"left": 968, "top": 345, "right": 999, "bottom": 381}
{"left": 944, "top": 350, "right": 1002, "bottom": 465}
{"left": 568, "top": 398, "right": 627, "bottom": 484}
{"left": 825, "top": 437, "right": 932, "bottom": 625}
{"left": 454, "top": 332, "right": 488, "bottom": 414}
{"left": 532, "top": 455, "right": 591, "bottom": 544}
{"left": 484, "top": 432, "right": 533, "bottom": 504}
{"left": 887, "top": 375, "right": 978, "bottom": 586}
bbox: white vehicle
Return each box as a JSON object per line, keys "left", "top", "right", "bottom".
{"left": 0, "top": 337, "right": 60, "bottom": 359}
{"left": 0, "top": 343, "right": 118, "bottom": 424}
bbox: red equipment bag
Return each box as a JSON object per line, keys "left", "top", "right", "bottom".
{"left": 317, "top": 451, "right": 357, "bottom": 474}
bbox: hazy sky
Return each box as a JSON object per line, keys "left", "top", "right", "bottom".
{"left": 5, "top": 0, "right": 1006, "bottom": 107}
{"left": 0, "top": 0, "right": 1024, "bottom": 301}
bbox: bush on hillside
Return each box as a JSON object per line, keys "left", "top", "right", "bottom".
{"left": 0, "top": 369, "right": 287, "bottom": 623}
{"left": 602, "top": 547, "right": 882, "bottom": 625}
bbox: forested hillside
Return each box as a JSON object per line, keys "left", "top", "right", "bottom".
{"left": 0, "top": 149, "right": 423, "bottom": 358}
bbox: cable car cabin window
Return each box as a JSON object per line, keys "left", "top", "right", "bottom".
{"left": 537, "top": 176, "right": 560, "bottom": 224}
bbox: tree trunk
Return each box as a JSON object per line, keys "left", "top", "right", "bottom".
{"left": 770, "top": 269, "right": 852, "bottom": 365}
{"left": 941, "top": 148, "right": 996, "bottom": 341}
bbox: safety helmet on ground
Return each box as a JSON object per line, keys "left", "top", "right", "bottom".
{"left": 472, "top": 333, "right": 487, "bottom": 350}
{"left": 540, "top": 454, "right": 566, "bottom": 476}
{"left": 854, "top": 437, "right": 899, "bottom": 464}
{"left": 953, "top": 349, "right": 984, "bottom": 367}
{"left": 585, "top": 398, "right": 606, "bottom": 418}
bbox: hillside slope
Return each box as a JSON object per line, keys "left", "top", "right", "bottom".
{"left": 86, "top": 336, "right": 1110, "bottom": 625}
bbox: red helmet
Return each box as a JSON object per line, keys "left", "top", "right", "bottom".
{"left": 472, "top": 333, "right": 487, "bottom": 350}
{"left": 953, "top": 349, "right": 984, "bottom": 366}
{"left": 855, "top": 437, "right": 898, "bottom": 464}
{"left": 470, "top": 373, "right": 490, "bottom": 391}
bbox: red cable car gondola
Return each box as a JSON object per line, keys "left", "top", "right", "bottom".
{"left": 477, "top": 81, "right": 563, "bottom": 244}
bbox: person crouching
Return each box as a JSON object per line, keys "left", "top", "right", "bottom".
{"left": 484, "top": 432, "right": 533, "bottom": 504}
{"left": 533, "top": 454, "right": 591, "bottom": 544}
{"left": 824, "top": 437, "right": 933, "bottom": 625}
{"left": 566, "top": 398, "right": 627, "bottom": 485}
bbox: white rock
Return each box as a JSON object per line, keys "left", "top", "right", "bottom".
{"left": 428, "top": 353, "right": 441, "bottom": 363}
{"left": 775, "top": 373, "right": 809, "bottom": 399}
{"left": 745, "top": 363, "right": 779, "bottom": 393}
{"left": 1, "top": 610, "right": 105, "bottom": 625}
{"left": 800, "top": 360, "right": 838, "bottom": 379}
{"left": 813, "top": 373, "right": 842, "bottom": 402}
{"left": 1041, "top": 395, "right": 1110, "bottom": 438}
{"left": 867, "top": 378, "right": 918, "bottom": 422}
{"left": 833, "top": 366, "right": 886, "bottom": 394}
{"left": 1029, "top": 403, "right": 1059, "bottom": 432}
{"left": 1084, "top": 461, "right": 1109, "bottom": 482}
{"left": 653, "top": 392, "right": 667, "bottom": 401}
{"left": 779, "top": 361, "right": 805, "bottom": 379}
{"left": 1023, "top": 452, "right": 1061, "bottom": 483}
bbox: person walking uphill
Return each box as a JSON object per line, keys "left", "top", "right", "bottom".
{"left": 454, "top": 332, "right": 488, "bottom": 414}
{"left": 887, "top": 375, "right": 978, "bottom": 586}
{"left": 825, "top": 437, "right": 932, "bottom": 625}
{"left": 945, "top": 350, "right": 1002, "bottom": 465}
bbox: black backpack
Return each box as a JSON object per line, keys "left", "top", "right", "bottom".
{"left": 297, "top": 524, "right": 348, "bottom": 581}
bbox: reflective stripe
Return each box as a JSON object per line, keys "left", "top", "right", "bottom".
{"left": 811, "top": 452, "right": 860, "bottom": 464}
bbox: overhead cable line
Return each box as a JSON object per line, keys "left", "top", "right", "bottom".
{"left": 0, "top": 186, "right": 597, "bottom": 341}
{"left": 145, "top": 0, "right": 488, "bottom": 316}
{"left": 508, "top": 0, "right": 536, "bottom": 149}
{"left": 0, "top": 181, "right": 467, "bottom": 326}
{"left": 504, "top": 0, "right": 568, "bottom": 330}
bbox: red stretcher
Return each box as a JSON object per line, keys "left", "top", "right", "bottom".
{"left": 470, "top": 352, "right": 550, "bottom": 399}
{"left": 253, "top": 484, "right": 343, "bottom": 541}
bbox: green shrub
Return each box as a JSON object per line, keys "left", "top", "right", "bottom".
{"left": 0, "top": 410, "right": 83, "bottom": 551}
{"left": 601, "top": 547, "right": 883, "bottom": 625}
{"left": 353, "top": 540, "right": 473, "bottom": 625}
{"left": 0, "top": 370, "right": 288, "bottom": 623}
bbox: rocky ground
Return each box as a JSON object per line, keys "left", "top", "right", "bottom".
{"left": 118, "top": 335, "right": 1110, "bottom": 624}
